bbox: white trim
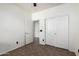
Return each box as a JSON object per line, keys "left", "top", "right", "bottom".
{"left": 0, "top": 44, "right": 25, "bottom": 55}
{"left": 46, "top": 14, "right": 69, "bottom": 20}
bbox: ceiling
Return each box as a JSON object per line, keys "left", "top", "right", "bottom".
{"left": 17, "top": 3, "right": 62, "bottom": 13}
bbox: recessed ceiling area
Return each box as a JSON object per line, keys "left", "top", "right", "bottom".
{"left": 17, "top": 3, "right": 63, "bottom": 13}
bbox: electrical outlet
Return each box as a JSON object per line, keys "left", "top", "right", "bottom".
{"left": 16, "top": 41, "right": 18, "bottom": 44}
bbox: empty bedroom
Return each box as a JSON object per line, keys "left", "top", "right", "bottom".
{"left": 0, "top": 3, "right": 79, "bottom": 56}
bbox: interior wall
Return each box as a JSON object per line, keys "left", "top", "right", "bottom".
{"left": 0, "top": 4, "right": 33, "bottom": 54}
{"left": 32, "top": 3, "right": 79, "bottom": 55}
{"left": 25, "top": 12, "right": 33, "bottom": 44}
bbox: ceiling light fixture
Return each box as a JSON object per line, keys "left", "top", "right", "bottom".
{"left": 33, "top": 3, "right": 37, "bottom": 7}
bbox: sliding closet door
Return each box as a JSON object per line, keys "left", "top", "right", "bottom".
{"left": 46, "top": 16, "right": 68, "bottom": 49}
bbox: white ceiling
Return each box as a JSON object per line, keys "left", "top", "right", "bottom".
{"left": 17, "top": 3, "right": 62, "bottom": 13}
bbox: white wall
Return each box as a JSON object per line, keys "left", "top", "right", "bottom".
{"left": 34, "top": 21, "right": 39, "bottom": 37}
{"left": 25, "top": 12, "right": 33, "bottom": 44}
{"left": 0, "top": 4, "right": 33, "bottom": 54}
{"left": 32, "top": 3, "right": 79, "bottom": 55}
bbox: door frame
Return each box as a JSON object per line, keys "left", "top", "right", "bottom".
{"left": 45, "top": 15, "right": 69, "bottom": 50}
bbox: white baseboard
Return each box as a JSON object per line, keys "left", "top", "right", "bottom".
{"left": 69, "top": 49, "right": 79, "bottom": 56}
{"left": 0, "top": 44, "right": 25, "bottom": 55}
{"left": 75, "top": 52, "right": 79, "bottom": 56}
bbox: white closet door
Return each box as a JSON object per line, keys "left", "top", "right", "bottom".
{"left": 46, "top": 16, "right": 68, "bottom": 49}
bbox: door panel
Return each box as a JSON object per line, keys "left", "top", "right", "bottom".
{"left": 46, "top": 16, "right": 68, "bottom": 49}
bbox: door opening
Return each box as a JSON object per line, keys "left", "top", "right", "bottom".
{"left": 33, "top": 20, "right": 39, "bottom": 44}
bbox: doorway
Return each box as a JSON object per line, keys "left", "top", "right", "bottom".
{"left": 45, "top": 15, "right": 69, "bottom": 49}
{"left": 33, "top": 20, "right": 39, "bottom": 44}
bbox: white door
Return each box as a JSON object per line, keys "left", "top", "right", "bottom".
{"left": 46, "top": 16, "right": 68, "bottom": 49}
